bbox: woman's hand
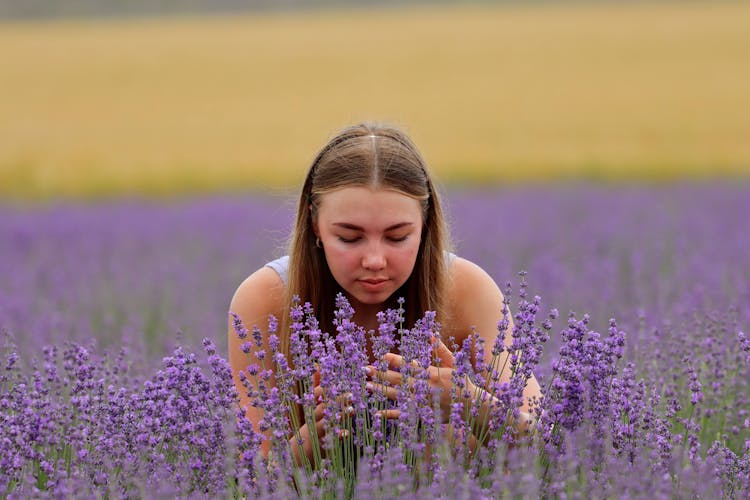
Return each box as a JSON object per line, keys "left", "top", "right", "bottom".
{"left": 362, "top": 337, "right": 537, "bottom": 448}
{"left": 290, "top": 368, "right": 400, "bottom": 467}
{"left": 289, "top": 369, "right": 352, "bottom": 466}
{"left": 289, "top": 389, "right": 329, "bottom": 467}
{"left": 363, "top": 337, "right": 480, "bottom": 423}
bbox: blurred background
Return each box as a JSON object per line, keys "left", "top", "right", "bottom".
{"left": 1, "top": 0, "right": 749, "bottom": 199}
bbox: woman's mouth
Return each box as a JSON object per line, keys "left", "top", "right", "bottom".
{"left": 358, "top": 278, "right": 388, "bottom": 291}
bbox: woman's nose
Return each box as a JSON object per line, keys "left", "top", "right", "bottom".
{"left": 362, "top": 243, "right": 386, "bottom": 270}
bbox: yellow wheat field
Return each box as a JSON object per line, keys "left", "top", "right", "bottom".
{"left": 1, "top": 1, "right": 749, "bottom": 198}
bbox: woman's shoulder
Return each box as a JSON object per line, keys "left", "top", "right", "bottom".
{"left": 447, "top": 255, "right": 501, "bottom": 294}
{"left": 233, "top": 264, "right": 286, "bottom": 295}
{"left": 229, "top": 264, "right": 286, "bottom": 329}
{"left": 443, "top": 255, "right": 505, "bottom": 340}
{"left": 264, "top": 255, "right": 290, "bottom": 285}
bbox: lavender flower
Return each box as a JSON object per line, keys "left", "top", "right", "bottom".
{"left": 2, "top": 185, "right": 749, "bottom": 497}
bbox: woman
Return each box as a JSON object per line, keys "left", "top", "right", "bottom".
{"left": 228, "top": 123, "right": 541, "bottom": 466}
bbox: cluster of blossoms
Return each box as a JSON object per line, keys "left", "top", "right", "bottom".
{"left": 2, "top": 184, "right": 749, "bottom": 497}
{"left": 229, "top": 289, "right": 552, "bottom": 498}
{"left": 0, "top": 333, "right": 239, "bottom": 497}
{"left": 2, "top": 274, "right": 749, "bottom": 497}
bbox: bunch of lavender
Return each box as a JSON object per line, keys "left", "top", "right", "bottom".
{"left": 231, "top": 295, "right": 429, "bottom": 497}
{"left": 1, "top": 273, "right": 747, "bottom": 497}
{"left": 230, "top": 274, "right": 557, "bottom": 497}
{"left": 0, "top": 331, "right": 243, "bottom": 498}
{"left": 443, "top": 272, "right": 557, "bottom": 483}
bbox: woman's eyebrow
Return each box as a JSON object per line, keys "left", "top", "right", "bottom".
{"left": 332, "top": 222, "right": 414, "bottom": 231}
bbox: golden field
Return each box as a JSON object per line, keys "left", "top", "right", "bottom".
{"left": 1, "top": 1, "right": 749, "bottom": 198}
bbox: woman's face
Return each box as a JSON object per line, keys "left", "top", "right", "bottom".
{"left": 313, "top": 186, "right": 423, "bottom": 312}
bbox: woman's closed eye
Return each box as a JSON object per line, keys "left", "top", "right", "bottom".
{"left": 387, "top": 234, "right": 409, "bottom": 243}
{"left": 336, "top": 234, "right": 410, "bottom": 244}
{"left": 337, "top": 235, "right": 361, "bottom": 243}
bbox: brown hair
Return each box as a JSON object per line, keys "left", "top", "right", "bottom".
{"left": 281, "top": 122, "right": 451, "bottom": 359}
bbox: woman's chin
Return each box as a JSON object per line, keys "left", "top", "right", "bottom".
{"left": 347, "top": 290, "right": 392, "bottom": 309}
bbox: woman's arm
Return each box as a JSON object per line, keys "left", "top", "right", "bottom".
{"left": 229, "top": 267, "right": 372, "bottom": 467}
{"left": 227, "top": 266, "right": 286, "bottom": 460}
{"left": 444, "top": 257, "right": 542, "bottom": 419}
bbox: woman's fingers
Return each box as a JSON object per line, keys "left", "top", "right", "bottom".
{"left": 374, "top": 409, "right": 401, "bottom": 420}
{"left": 310, "top": 403, "right": 352, "bottom": 440}
{"left": 365, "top": 380, "right": 398, "bottom": 400}
{"left": 379, "top": 337, "right": 456, "bottom": 370}
{"left": 365, "top": 366, "right": 403, "bottom": 389}
{"left": 312, "top": 384, "right": 353, "bottom": 406}
{"left": 378, "top": 342, "right": 455, "bottom": 380}
{"left": 313, "top": 401, "right": 326, "bottom": 421}
{"left": 315, "top": 414, "right": 326, "bottom": 436}
{"left": 366, "top": 367, "right": 439, "bottom": 402}
{"left": 382, "top": 352, "right": 404, "bottom": 370}
{"left": 381, "top": 352, "right": 423, "bottom": 372}
{"left": 431, "top": 336, "right": 455, "bottom": 368}
{"left": 366, "top": 360, "right": 444, "bottom": 389}
{"left": 313, "top": 384, "right": 324, "bottom": 401}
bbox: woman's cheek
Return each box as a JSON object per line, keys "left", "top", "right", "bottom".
{"left": 327, "top": 246, "right": 358, "bottom": 273}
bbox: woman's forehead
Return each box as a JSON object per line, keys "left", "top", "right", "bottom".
{"left": 316, "top": 187, "right": 423, "bottom": 226}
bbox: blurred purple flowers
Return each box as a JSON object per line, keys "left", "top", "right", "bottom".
{"left": 1, "top": 184, "right": 748, "bottom": 497}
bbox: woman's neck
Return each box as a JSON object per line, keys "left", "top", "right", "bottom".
{"left": 351, "top": 304, "right": 382, "bottom": 332}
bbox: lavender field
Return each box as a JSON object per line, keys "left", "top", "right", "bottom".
{"left": 1, "top": 183, "right": 749, "bottom": 498}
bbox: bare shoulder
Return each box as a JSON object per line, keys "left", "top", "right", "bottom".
{"left": 229, "top": 266, "right": 286, "bottom": 335}
{"left": 448, "top": 256, "right": 504, "bottom": 301}
{"left": 444, "top": 256, "right": 505, "bottom": 344}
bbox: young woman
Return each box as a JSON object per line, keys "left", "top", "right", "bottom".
{"left": 228, "top": 123, "right": 541, "bottom": 465}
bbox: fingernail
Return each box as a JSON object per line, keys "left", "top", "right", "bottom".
{"left": 365, "top": 382, "right": 374, "bottom": 392}
{"left": 374, "top": 412, "right": 382, "bottom": 419}
{"left": 346, "top": 405, "right": 354, "bottom": 415}
{"left": 363, "top": 366, "right": 372, "bottom": 376}
{"left": 339, "top": 430, "right": 349, "bottom": 438}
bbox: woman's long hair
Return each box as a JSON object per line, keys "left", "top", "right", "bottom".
{"left": 281, "top": 122, "right": 451, "bottom": 360}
